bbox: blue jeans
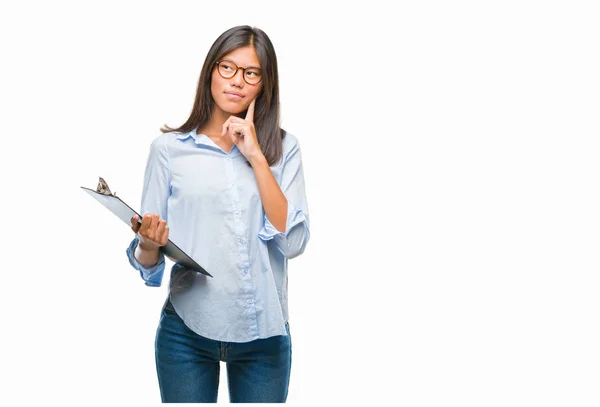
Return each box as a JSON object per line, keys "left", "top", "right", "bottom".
{"left": 154, "top": 297, "right": 292, "bottom": 403}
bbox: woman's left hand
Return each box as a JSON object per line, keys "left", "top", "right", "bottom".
{"left": 222, "top": 98, "right": 265, "bottom": 163}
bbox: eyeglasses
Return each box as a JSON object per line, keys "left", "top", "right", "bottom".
{"left": 215, "top": 60, "right": 263, "bottom": 85}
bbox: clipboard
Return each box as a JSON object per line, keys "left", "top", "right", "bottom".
{"left": 81, "top": 182, "right": 213, "bottom": 278}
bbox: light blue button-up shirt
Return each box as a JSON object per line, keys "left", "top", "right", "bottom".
{"left": 126, "top": 128, "right": 310, "bottom": 343}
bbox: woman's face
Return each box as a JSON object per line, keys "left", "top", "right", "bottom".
{"left": 211, "top": 45, "right": 263, "bottom": 117}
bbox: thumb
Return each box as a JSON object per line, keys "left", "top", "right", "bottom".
{"left": 131, "top": 215, "right": 141, "bottom": 233}
{"left": 245, "top": 98, "right": 256, "bottom": 122}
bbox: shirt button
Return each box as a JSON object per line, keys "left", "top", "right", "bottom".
{"left": 238, "top": 237, "right": 246, "bottom": 245}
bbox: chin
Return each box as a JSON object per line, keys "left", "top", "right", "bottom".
{"left": 219, "top": 102, "right": 246, "bottom": 115}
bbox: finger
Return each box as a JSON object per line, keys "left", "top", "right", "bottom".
{"left": 149, "top": 214, "right": 160, "bottom": 240}
{"left": 245, "top": 98, "right": 256, "bottom": 122}
{"left": 140, "top": 214, "right": 157, "bottom": 240}
{"left": 131, "top": 215, "right": 141, "bottom": 233}
{"left": 160, "top": 225, "right": 170, "bottom": 246}
{"left": 228, "top": 124, "right": 243, "bottom": 144}
{"left": 156, "top": 219, "right": 166, "bottom": 242}
{"left": 140, "top": 214, "right": 152, "bottom": 234}
{"left": 228, "top": 130, "right": 238, "bottom": 145}
{"left": 230, "top": 123, "right": 246, "bottom": 137}
{"left": 222, "top": 121, "right": 230, "bottom": 137}
{"left": 222, "top": 116, "right": 233, "bottom": 137}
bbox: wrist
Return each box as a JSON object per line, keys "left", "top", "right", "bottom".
{"left": 135, "top": 240, "right": 160, "bottom": 268}
{"left": 137, "top": 236, "right": 159, "bottom": 252}
{"left": 249, "top": 152, "right": 267, "bottom": 167}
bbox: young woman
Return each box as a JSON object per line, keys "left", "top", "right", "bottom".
{"left": 125, "top": 25, "right": 310, "bottom": 403}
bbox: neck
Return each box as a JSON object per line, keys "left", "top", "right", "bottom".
{"left": 198, "top": 106, "right": 243, "bottom": 138}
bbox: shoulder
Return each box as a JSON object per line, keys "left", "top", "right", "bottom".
{"left": 145, "top": 131, "right": 187, "bottom": 163}
{"left": 282, "top": 130, "right": 299, "bottom": 149}
{"left": 149, "top": 130, "right": 186, "bottom": 151}
{"left": 281, "top": 130, "right": 302, "bottom": 158}
{"left": 151, "top": 130, "right": 185, "bottom": 146}
{"left": 271, "top": 131, "right": 304, "bottom": 170}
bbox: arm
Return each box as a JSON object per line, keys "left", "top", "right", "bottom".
{"left": 250, "top": 154, "right": 287, "bottom": 233}
{"left": 125, "top": 135, "right": 171, "bottom": 287}
{"left": 135, "top": 242, "right": 160, "bottom": 268}
{"left": 256, "top": 135, "right": 310, "bottom": 259}
{"left": 131, "top": 212, "right": 169, "bottom": 268}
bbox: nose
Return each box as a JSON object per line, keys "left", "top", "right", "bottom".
{"left": 230, "top": 68, "right": 245, "bottom": 87}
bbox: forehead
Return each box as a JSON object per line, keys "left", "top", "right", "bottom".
{"left": 221, "top": 46, "right": 261, "bottom": 68}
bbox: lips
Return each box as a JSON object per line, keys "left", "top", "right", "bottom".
{"left": 225, "top": 91, "right": 244, "bottom": 98}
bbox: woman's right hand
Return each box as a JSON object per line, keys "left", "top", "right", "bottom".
{"left": 130, "top": 214, "right": 169, "bottom": 251}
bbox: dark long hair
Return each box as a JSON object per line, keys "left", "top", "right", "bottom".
{"left": 161, "top": 25, "right": 285, "bottom": 166}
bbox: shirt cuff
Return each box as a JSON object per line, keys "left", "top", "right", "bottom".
{"left": 258, "top": 202, "right": 307, "bottom": 241}
{"left": 126, "top": 237, "right": 165, "bottom": 287}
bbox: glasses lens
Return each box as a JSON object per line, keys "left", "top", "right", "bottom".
{"left": 218, "top": 61, "right": 236, "bottom": 78}
{"left": 244, "top": 68, "right": 262, "bottom": 85}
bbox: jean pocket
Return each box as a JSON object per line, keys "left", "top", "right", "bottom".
{"left": 163, "top": 297, "right": 177, "bottom": 315}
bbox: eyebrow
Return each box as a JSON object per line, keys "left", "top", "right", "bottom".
{"left": 222, "top": 59, "right": 262, "bottom": 70}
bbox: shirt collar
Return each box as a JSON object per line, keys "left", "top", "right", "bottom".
{"left": 176, "top": 128, "right": 241, "bottom": 157}
{"left": 176, "top": 128, "right": 208, "bottom": 144}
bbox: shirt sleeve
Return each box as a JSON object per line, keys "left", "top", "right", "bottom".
{"left": 258, "top": 135, "right": 310, "bottom": 259}
{"left": 125, "top": 135, "right": 171, "bottom": 286}
{"left": 125, "top": 236, "right": 166, "bottom": 287}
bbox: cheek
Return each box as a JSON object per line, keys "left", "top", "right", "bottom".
{"left": 210, "top": 82, "right": 217, "bottom": 100}
{"left": 250, "top": 85, "right": 263, "bottom": 100}
{"left": 210, "top": 73, "right": 221, "bottom": 98}
{"left": 212, "top": 66, "right": 230, "bottom": 87}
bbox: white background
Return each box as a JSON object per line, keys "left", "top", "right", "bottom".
{"left": 1, "top": 0, "right": 599, "bottom": 406}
